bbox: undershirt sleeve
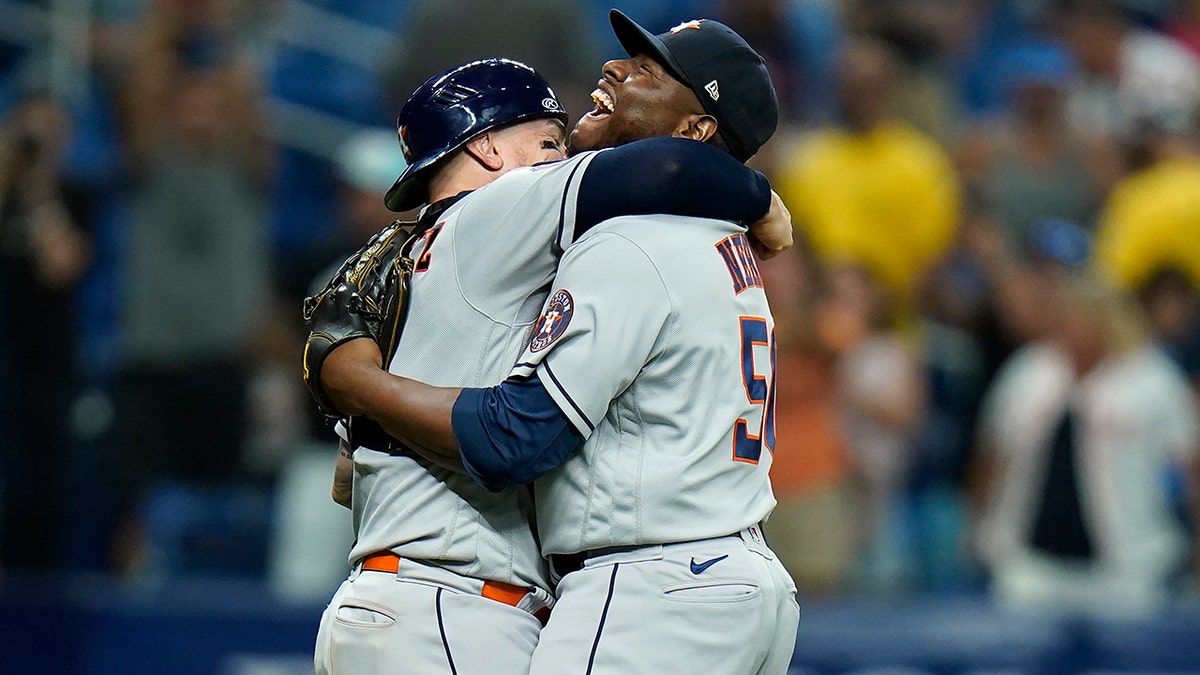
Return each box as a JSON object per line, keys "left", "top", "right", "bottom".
{"left": 572, "top": 137, "right": 771, "bottom": 239}
{"left": 452, "top": 373, "right": 584, "bottom": 492}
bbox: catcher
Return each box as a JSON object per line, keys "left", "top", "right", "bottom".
{"left": 303, "top": 56, "right": 790, "bottom": 674}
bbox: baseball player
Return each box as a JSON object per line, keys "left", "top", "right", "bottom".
{"left": 320, "top": 12, "right": 799, "bottom": 674}
{"left": 309, "top": 47, "right": 790, "bottom": 674}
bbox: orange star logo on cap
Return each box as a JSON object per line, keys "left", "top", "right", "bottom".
{"left": 669, "top": 20, "right": 704, "bottom": 34}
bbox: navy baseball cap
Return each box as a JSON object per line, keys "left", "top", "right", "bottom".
{"left": 609, "top": 9, "right": 779, "bottom": 162}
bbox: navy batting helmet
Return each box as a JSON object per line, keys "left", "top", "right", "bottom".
{"left": 384, "top": 58, "right": 568, "bottom": 212}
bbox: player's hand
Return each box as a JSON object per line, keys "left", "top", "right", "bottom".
{"left": 748, "top": 190, "right": 793, "bottom": 260}
{"left": 320, "top": 337, "right": 384, "bottom": 417}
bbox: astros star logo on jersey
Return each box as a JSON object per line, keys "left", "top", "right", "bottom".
{"left": 530, "top": 290, "right": 573, "bottom": 352}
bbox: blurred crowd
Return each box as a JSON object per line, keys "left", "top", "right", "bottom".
{"left": 1, "top": 0, "right": 1198, "bottom": 619}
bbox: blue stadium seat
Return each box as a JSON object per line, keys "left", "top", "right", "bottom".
{"left": 1080, "top": 608, "right": 1200, "bottom": 672}
{"left": 790, "top": 595, "right": 1075, "bottom": 674}
{"left": 140, "top": 482, "right": 273, "bottom": 579}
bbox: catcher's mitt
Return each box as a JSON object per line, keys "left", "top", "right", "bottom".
{"left": 301, "top": 219, "right": 418, "bottom": 421}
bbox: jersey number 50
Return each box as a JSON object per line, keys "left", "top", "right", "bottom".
{"left": 734, "top": 316, "right": 777, "bottom": 464}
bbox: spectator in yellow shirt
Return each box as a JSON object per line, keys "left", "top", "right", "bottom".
{"left": 777, "top": 38, "right": 960, "bottom": 303}
{"left": 1093, "top": 117, "right": 1200, "bottom": 293}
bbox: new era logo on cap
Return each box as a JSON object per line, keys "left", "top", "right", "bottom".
{"left": 705, "top": 80, "right": 719, "bottom": 101}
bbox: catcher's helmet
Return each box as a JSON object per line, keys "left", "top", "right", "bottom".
{"left": 384, "top": 58, "right": 568, "bottom": 212}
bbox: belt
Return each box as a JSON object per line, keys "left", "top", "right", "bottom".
{"left": 549, "top": 528, "right": 765, "bottom": 579}
{"left": 548, "top": 544, "right": 647, "bottom": 578}
{"left": 361, "top": 552, "right": 551, "bottom": 624}
{"left": 548, "top": 551, "right": 587, "bottom": 578}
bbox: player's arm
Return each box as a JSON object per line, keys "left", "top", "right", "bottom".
{"left": 574, "top": 137, "right": 790, "bottom": 254}
{"left": 321, "top": 339, "right": 582, "bottom": 483}
{"left": 322, "top": 233, "right": 665, "bottom": 489}
{"left": 321, "top": 338, "right": 462, "bottom": 462}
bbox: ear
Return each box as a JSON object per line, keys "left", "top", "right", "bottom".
{"left": 462, "top": 131, "right": 505, "bottom": 171}
{"left": 675, "top": 114, "right": 719, "bottom": 143}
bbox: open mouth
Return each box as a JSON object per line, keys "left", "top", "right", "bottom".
{"left": 587, "top": 88, "right": 614, "bottom": 118}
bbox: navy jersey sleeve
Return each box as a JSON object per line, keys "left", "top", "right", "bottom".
{"left": 452, "top": 373, "right": 584, "bottom": 492}
{"left": 573, "top": 137, "right": 771, "bottom": 240}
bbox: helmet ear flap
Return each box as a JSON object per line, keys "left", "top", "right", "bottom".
{"left": 384, "top": 58, "right": 569, "bottom": 212}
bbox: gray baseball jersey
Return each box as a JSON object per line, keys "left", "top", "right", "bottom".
{"left": 510, "top": 214, "right": 779, "bottom": 555}
{"left": 346, "top": 150, "right": 603, "bottom": 590}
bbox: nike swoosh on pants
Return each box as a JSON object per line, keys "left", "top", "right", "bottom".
{"left": 689, "top": 554, "right": 729, "bottom": 574}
